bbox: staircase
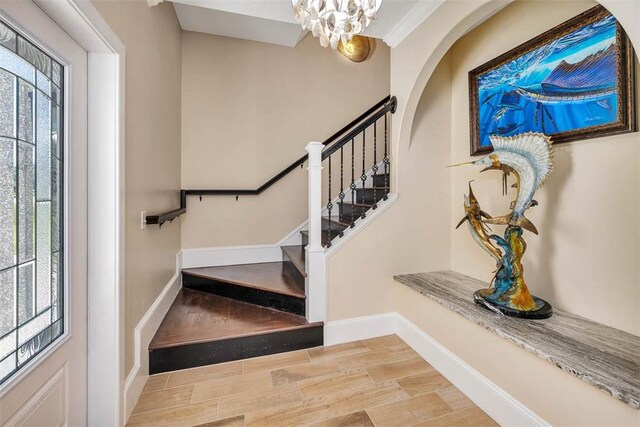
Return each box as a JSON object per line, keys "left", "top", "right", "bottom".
{"left": 148, "top": 97, "right": 396, "bottom": 374}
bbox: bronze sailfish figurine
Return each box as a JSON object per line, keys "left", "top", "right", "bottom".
{"left": 456, "top": 182, "right": 502, "bottom": 264}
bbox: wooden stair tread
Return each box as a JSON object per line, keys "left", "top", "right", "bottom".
{"left": 182, "top": 262, "right": 305, "bottom": 299}
{"left": 340, "top": 202, "right": 374, "bottom": 208}
{"left": 150, "top": 289, "right": 319, "bottom": 350}
{"left": 281, "top": 245, "right": 306, "bottom": 277}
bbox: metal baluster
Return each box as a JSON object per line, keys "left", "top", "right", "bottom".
{"left": 327, "top": 155, "right": 332, "bottom": 248}
{"left": 360, "top": 129, "right": 366, "bottom": 219}
{"left": 339, "top": 146, "right": 345, "bottom": 237}
{"left": 383, "top": 112, "right": 389, "bottom": 200}
{"left": 372, "top": 120, "right": 378, "bottom": 209}
{"left": 349, "top": 138, "right": 356, "bottom": 228}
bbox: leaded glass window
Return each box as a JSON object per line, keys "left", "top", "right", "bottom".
{"left": 0, "top": 19, "right": 63, "bottom": 385}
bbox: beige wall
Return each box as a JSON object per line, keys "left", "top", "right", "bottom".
{"left": 327, "top": 54, "right": 453, "bottom": 320}
{"left": 328, "top": 0, "right": 639, "bottom": 424}
{"left": 181, "top": 32, "right": 390, "bottom": 249}
{"left": 92, "top": 0, "right": 182, "bottom": 375}
{"left": 448, "top": 0, "right": 640, "bottom": 336}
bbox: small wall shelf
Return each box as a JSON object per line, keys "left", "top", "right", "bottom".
{"left": 393, "top": 271, "right": 640, "bottom": 409}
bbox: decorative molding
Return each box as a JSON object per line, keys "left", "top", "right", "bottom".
{"left": 324, "top": 312, "right": 550, "bottom": 427}
{"left": 2, "top": 364, "right": 68, "bottom": 426}
{"left": 123, "top": 254, "right": 182, "bottom": 423}
{"left": 383, "top": 0, "right": 446, "bottom": 48}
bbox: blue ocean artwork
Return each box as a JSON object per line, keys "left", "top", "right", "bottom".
{"left": 477, "top": 15, "right": 619, "bottom": 149}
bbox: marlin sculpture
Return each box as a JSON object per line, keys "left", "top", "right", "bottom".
{"left": 453, "top": 133, "right": 553, "bottom": 235}
{"left": 455, "top": 182, "right": 502, "bottom": 264}
{"left": 450, "top": 132, "right": 554, "bottom": 319}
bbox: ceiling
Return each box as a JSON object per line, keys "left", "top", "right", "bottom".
{"left": 155, "top": 0, "right": 445, "bottom": 48}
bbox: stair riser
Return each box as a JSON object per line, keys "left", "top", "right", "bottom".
{"left": 372, "top": 173, "right": 390, "bottom": 187}
{"left": 339, "top": 204, "right": 370, "bottom": 220}
{"left": 354, "top": 188, "right": 388, "bottom": 205}
{"left": 182, "top": 273, "right": 305, "bottom": 316}
{"left": 283, "top": 260, "right": 305, "bottom": 289}
{"left": 301, "top": 230, "right": 342, "bottom": 247}
{"left": 149, "top": 325, "right": 324, "bottom": 374}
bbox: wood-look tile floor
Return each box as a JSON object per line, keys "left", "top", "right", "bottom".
{"left": 128, "top": 335, "right": 497, "bottom": 427}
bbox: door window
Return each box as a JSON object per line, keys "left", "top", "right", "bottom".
{"left": 0, "top": 18, "right": 63, "bottom": 385}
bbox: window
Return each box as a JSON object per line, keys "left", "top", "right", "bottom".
{"left": 0, "top": 19, "right": 63, "bottom": 385}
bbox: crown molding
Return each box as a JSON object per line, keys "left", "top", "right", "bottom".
{"left": 383, "top": 0, "right": 445, "bottom": 47}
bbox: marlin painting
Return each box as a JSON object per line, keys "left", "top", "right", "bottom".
{"left": 469, "top": 7, "right": 634, "bottom": 155}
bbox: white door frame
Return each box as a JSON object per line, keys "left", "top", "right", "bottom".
{"left": 33, "top": 0, "right": 125, "bottom": 425}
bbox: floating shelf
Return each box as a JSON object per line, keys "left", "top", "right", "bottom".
{"left": 393, "top": 270, "right": 640, "bottom": 409}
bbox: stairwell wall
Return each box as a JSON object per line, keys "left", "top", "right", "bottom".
{"left": 180, "top": 32, "right": 390, "bottom": 249}
{"left": 91, "top": 0, "right": 182, "bottom": 376}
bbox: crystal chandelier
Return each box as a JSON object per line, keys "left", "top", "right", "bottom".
{"left": 292, "top": 0, "right": 382, "bottom": 49}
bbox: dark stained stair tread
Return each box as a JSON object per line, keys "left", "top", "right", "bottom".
{"left": 281, "top": 245, "right": 306, "bottom": 277}
{"left": 182, "top": 262, "right": 305, "bottom": 299}
{"left": 149, "top": 289, "right": 315, "bottom": 350}
{"left": 355, "top": 187, "right": 390, "bottom": 204}
{"left": 340, "top": 202, "right": 374, "bottom": 208}
{"left": 148, "top": 289, "right": 323, "bottom": 374}
{"left": 300, "top": 229, "right": 342, "bottom": 246}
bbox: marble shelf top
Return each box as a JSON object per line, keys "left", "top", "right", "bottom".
{"left": 393, "top": 271, "right": 640, "bottom": 409}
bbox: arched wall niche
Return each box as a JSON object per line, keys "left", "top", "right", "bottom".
{"left": 392, "top": 0, "right": 639, "bottom": 180}
{"left": 395, "top": 0, "right": 640, "bottom": 334}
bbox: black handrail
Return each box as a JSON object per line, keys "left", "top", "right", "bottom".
{"left": 146, "top": 95, "right": 397, "bottom": 226}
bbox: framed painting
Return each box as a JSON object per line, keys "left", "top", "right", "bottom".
{"left": 469, "top": 5, "right": 636, "bottom": 156}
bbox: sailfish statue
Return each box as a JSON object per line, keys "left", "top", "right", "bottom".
{"left": 452, "top": 132, "right": 553, "bottom": 319}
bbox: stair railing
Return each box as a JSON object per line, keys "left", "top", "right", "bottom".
{"left": 146, "top": 96, "right": 394, "bottom": 227}
{"left": 305, "top": 96, "right": 396, "bottom": 322}
{"left": 306, "top": 96, "right": 397, "bottom": 249}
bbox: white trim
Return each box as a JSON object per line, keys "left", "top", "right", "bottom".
{"left": 123, "top": 254, "right": 182, "bottom": 423}
{"left": 182, "top": 244, "right": 283, "bottom": 269}
{"left": 324, "top": 313, "right": 397, "bottom": 345}
{"left": 181, "top": 219, "right": 307, "bottom": 269}
{"left": 383, "top": 0, "right": 446, "bottom": 48}
{"left": 324, "top": 312, "right": 550, "bottom": 427}
{"left": 33, "top": 1, "right": 126, "bottom": 425}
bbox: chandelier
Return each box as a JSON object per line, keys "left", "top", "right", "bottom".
{"left": 292, "top": 0, "right": 382, "bottom": 49}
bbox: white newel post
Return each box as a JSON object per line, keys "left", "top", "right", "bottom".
{"left": 305, "top": 142, "right": 326, "bottom": 322}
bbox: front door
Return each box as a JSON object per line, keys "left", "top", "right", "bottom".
{"left": 0, "top": 1, "right": 88, "bottom": 425}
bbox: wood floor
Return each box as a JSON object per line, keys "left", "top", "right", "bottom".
{"left": 129, "top": 335, "right": 497, "bottom": 427}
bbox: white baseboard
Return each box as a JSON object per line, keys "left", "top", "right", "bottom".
{"left": 122, "top": 255, "right": 182, "bottom": 424}
{"left": 324, "top": 312, "right": 398, "bottom": 345}
{"left": 181, "top": 244, "right": 283, "bottom": 269}
{"left": 181, "top": 219, "right": 308, "bottom": 269}
{"left": 324, "top": 312, "right": 550, "bottom": 427}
